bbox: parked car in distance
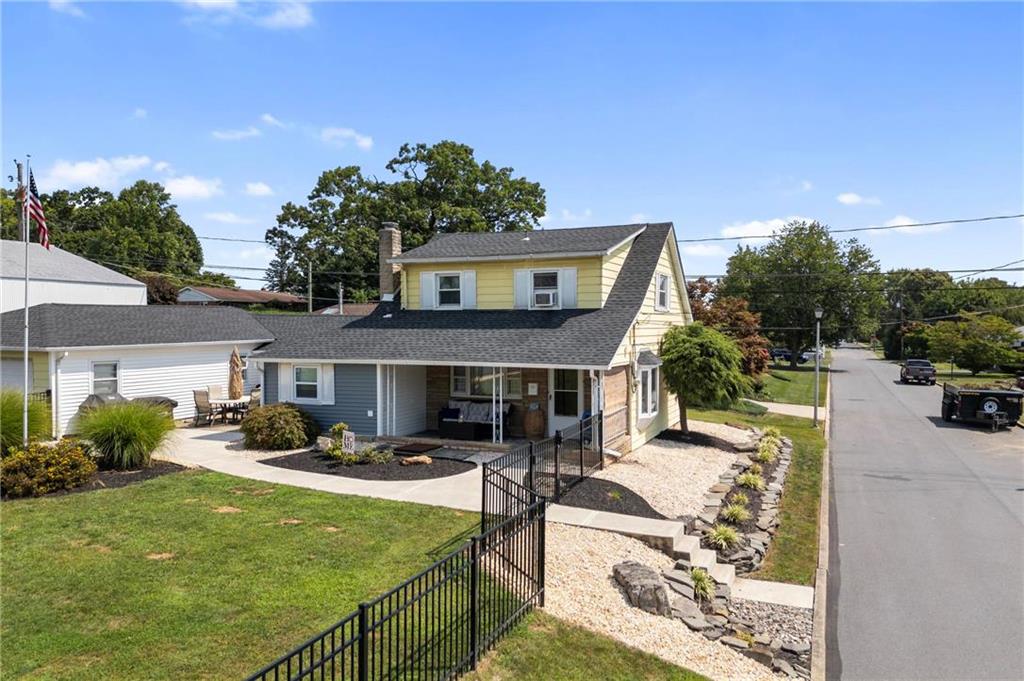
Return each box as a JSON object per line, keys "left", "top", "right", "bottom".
{"left": 771, "top": 348, "right": 809, "bottom": 364}
{"left": 900, "top": 359, "right": 937, "bottom": 385}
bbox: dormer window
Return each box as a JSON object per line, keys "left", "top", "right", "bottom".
{"left": 655, "top": 273, "right": 670, "bottom": 311}
{"left": 531, "top": 271, "right": 560, "bottom": 309}
{"left": 436, "top": 273, "right": 462, "bottom": 308}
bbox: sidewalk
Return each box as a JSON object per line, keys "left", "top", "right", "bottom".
{"left": 748, "top": 399, "right": 824, "bottom": 421}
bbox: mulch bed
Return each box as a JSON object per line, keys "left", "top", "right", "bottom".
{"left": 262, "top": 449, "right": 476, "bottom": 481}
{"left": 656, "top": 429, "right": 738, "bottom": 452}
{"left": 4, "top": 461, "right": 188, "bottom": 501}
{"left": 555, "top": 477, "right": 668, "bottom": 520}
{"left": 717, "top": 456, "right": 779, "bottom": 536}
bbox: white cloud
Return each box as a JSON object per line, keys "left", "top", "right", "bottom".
{"left": 211, "top": 125, "right": 262, "bottom": 141}
{"left": 38, "top": 155, "right": 152, "bottom": 191}
{"left": 320, "top": 127, "right": 374, "bottom": 150}
{"left": 799, "top": 180, "right": 814, "bottom": 192}
{"left": 256, "top": 2, "right": 312, "bottom": 29}
{"left": 153, "top": 161, "right": 173, "bottom": 173}
{"left": 720, "top": 216, "right": 809, "bottom": 244}
{"left": 204, "top": 211, "right": 254, "bottom": 224}
{"left": 680, "top": 243, "right": 729, "bottom": 257}
{"left": 49, "top": 1, "right": 85, "bottom": 18}
{"left": 244, "top": 181, "right": 274, "bottom": 196}
{"left": 132, "top": 107, "right": 148, "bottom": 119}
{"left": 629, "top": 212, "right": 651, "bottom": 223}
{"left": 836, "top": 192, "right": 881, "bottom": 206}
{"left": 881, "top": 215, "right": 950, "bottom": 235}
{"left": 165, "top": 175, "right": 223, "bottom": 200}
{"left": 260, "top": 113, "right": 287, "bottom": 128}
{"left": 239, "top": 246, "right": 274, "bottom": 264}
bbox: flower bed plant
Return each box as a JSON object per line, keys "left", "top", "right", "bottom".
{"left": 78, "top": 402, "right": 174, "bottom": 469}
{"left": 1, "top": 440, "right": 97, "bottom": 498}
{"left": 240, "top": 403, "right": 319, "bottom": 450}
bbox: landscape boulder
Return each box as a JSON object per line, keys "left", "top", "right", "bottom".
{"left": 612, "top": 561, "right": 671, "bottom": 616}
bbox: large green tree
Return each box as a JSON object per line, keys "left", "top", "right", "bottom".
{"left": 265, "top": 140, "right": 547, "bottom": 301}
{"left": 718, "top": 220, "right": 885, "bottom": 366}
{"left": 925, "top": 315, "right": 1021, "bottom": 374}
{"left": 687, "top": 277, "right": 771, "bottom": 378}
{"left": 660, "top": 323, "right": 747, "bottom": 433}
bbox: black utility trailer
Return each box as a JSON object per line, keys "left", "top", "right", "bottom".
{"left": 941, "top": 384, "right": 1023, "bottom": 430}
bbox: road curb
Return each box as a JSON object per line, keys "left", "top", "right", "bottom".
{"left": 811, "top": 370, "right": 833, "bottom": 681}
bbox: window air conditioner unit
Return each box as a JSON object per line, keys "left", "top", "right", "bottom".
{"left": 533, "top": 290, "right": 556, "bottom": 308}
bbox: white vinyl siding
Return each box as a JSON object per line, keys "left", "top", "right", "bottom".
{"left": 1, "top": 279, "right": 147, "bottom": 314}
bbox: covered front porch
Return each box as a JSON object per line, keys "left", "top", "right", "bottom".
{"left": 376, "top": 363, "right": 604, "bottom": 446}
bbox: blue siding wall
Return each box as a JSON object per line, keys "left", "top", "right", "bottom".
{"left": 263, "top": 362, "right": 378, "bottom": 436}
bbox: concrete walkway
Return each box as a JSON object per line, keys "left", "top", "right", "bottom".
{"left": 749, "top": 399, "right": 821, "bottom": 421}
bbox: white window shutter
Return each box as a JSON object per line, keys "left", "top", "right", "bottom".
{"left": 321, "top": 364, "right": 335, "bottom": 405}
{"left": 419, "top": 271, "right": 435, "bottom": 309}
{"left": 461, "top": 270, "right": 477, "bottom": 309}
{"left": 559, "top": 268, "right": 577, "bottom": 308}
{"left": 278, "top": 363, "right": 293, "bottom": 402}
{"left": 514, "top": 269, "right": 530, "bottom": 309}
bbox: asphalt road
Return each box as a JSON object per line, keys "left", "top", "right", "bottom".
{"left": 827, "top": 347, "right": 1024, "bottom": 680}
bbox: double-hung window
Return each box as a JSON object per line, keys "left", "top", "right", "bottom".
{"left": 92, "top": 361, "right": 119, "bottom": 396}
{"left": 294, "top": 366, "right": 320, "bottom": 401}
{"left": 639, "top": 366, "right": 659, "bottom": 418}
{"left": 531, "top": 271, "right": 559, "bottom": 308}
{"left": 655, "top": 273, "right": 670, "bottom": 311}
{"left": 436, "top": 273, "right": 462, "bottom": 308}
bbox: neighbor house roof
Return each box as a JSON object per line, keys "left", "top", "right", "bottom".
{"left": 0, "top": 241, "right": 145, "bottom": 288}
{"left": 0, "top": 304, "right": 274, "bottom": 350}
{"left": 178, "top": 286, "right": 305, "bottom": 305}
{"left": 389, "top": 223, "right": 647, "bottom": 263}
{"left": 314, "top": 303, "right": 379, "bottom": 316}
{"left": 253, "top": 222, "right": 675, "bottom": 368}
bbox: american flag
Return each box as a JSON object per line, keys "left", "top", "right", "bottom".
{"left": 27, "top": 171, "right": 49, "bottom": 249}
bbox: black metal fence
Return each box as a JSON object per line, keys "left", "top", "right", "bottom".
{"left": 481, "top": 413, "right": 603, "bottom": 532}
{"left": 27, "top": 390, "right": 50, "bottom": 404}
{"left": 246, "top": 491, "right": 545, "bottom": 681}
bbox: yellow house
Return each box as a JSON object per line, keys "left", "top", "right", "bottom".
{"left": 255, "top": 221, "right": 693, "bottom": 455}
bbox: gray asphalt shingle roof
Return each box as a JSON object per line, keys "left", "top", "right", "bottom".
{"left": 254, "top": 222, "right": 674, "bottom": 367}
{"left": 390, "top": 223, "right": 646, "bottom": 262}
{"left": 0, "top": 304, "right": 274, "bottom": 349}
{"left": 0, "top": 241, "right": 145, "bottom": 287}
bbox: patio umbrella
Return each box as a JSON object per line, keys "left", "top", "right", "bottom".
{"left": 228, "top": 346, "right": 244, "bottom": 400}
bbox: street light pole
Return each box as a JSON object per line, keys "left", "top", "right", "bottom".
{"left": 814, "top": 305, "right": 823, "bottom": 428}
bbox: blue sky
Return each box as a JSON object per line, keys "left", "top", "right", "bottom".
{"left": 3, "top": 1, "right": 1022, "bottom": 285}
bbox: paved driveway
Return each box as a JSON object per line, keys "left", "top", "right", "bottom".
{"left": 828, "top": 347, "right": 1023, "bottom": 680}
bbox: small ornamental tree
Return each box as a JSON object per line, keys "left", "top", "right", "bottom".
{"left": 660, "top": 323, "right": 747, "bottom": 433}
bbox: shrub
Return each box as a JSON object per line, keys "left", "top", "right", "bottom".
{"left": 241, "top": 403, "right": 319, "bottom": 450}
{"left": 1, "top": 440, "right": 97, "bottom": 498}
{"left": 721, "top": 503, "right": 751, "bottom": 524}
{"left": 362, "top": 445, "right": 394, "bottom": 465}
{"left": 762, "top": 426, "right": 782, "bottom": 439}
{"left": 706, "top": 523, "right": 740, "bottom": 550}
{"left": 328, "top": 422, "right": 350, "bottom": 439}
{"left": 690, "top": 568, "right": 715, "bottom": 603}
{"left": 1, "top": 390, "right": 49, "bottom": 453}
{"left": 78, "top": 402, "right": 174, "bottom": 470}
{"left": 737, "top": 471, "right": 766, "bottom": 491}
{"left": 325, "top": 440, "right": 361, "bottom": 465}
{"left": 730, "top": 491, "right": 749, "bottom": 506}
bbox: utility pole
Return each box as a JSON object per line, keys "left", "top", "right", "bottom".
{"left": 307, "top": 259, "right": 313, "bottom": 313}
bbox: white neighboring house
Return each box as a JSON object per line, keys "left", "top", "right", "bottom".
{"left": 1, "top": 240, "right": 147, "bottom": 313}
{"left": 0, "top": 304, "right": 274, "bottom": 436}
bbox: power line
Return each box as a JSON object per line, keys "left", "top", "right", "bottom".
{"left": 677, "top": 213, "right": 1024, "bottom": 244}
{"left": 951, "top": 258, "right": 1024, "bottom": 281}
{"left": 689, "top": 268, "right": 1024, "bottom": 279}
{"left": 877, "top": 303, "right": 1024, "bottom": 327}
{"left": 196, "top": 234, "right": 266, "bottom": 244}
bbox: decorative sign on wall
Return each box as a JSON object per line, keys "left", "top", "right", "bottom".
{"left": 527, "top": 382, "right": 539, "bottom": 396}
{"left": 342, "top": 430, "right": 356, "bottom": 454}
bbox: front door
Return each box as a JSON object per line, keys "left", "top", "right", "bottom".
{"left": 548, "top": 369, "right": 583, "bottom": 436}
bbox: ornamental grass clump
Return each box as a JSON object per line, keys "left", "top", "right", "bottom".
{"left": 1, "top": 440, "right": 97, "bottom": 498}
{"left": 730, "top": 491, "right": 749, "bottom": 506}
{"left": 748, "top": 462, "right": 763, "bottom": 476}
{"left": 241, "top": 404, "right": 319, "bottom": 450}
{"left": 690, "top": 567, "right": 715, "bottom": 603}
{"left": 706, "top": 523, "right": 740, "bottom": 550}
{"left": 1, "top": 389, "right": 49, "bottom": 453}
{"left": 754, "top": 437, "right": 779, "bottom": 464}
{"left": 736, "top": 471, "right": 766, "bottom": 491}
{"left": 721, "top": 503, "right": 752, "bottom": 524}
{"left": 762, "top": 426, "right": 782, "bottom": 440}
{"left": 78, "top": 402, "right": 174, "bottom": 470}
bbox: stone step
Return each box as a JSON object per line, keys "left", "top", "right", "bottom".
{"left": 689, "top": 547, "right": 718, "bottom": 571}
{"left": 671, "top": 529, "right": 700, "bottom": 559}
{"left": 709, "top": 562, "right": 736, "bottom": 586}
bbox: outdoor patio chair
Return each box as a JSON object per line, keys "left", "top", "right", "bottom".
{"left": 234, "top": 388, "right": 261, "bottom": 422}
{"left": 193, "top": 390, "right": 215, "bottom": 427}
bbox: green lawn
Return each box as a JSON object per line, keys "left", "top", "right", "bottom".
{"left": 1, "top": 470, "right": 478, "bottom": 680}
{"left": 471, "top": 612, "right": 708, "bottom": 681}
{"left": 690, "top": 407, "right": 826, "bottom": 585}
{"left": 759, "top": 363, "right": 830, "bottom": 407}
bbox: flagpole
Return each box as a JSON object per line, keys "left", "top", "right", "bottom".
{"left": 22, "top": 156, "right": 31, "bottom": 447}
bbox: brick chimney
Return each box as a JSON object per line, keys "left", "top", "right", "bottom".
{"left": 379, "top": 223, "right": 401, "bottom": 301}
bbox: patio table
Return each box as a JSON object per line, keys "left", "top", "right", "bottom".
{"left": 210, "top": 398, "right": 248, "bottom": 423}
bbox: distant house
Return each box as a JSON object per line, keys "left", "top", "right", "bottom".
{"left": 315, "top": 302, "right": 379, "bottom": 316}
{"left": 178, "top": 286, "right": 305, "bottom": 309}
{"left": 1, "top": 240, "right": 147, "bottom": 313}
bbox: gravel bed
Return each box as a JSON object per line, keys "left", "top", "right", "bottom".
{"left": 729, "top": 599, "right": 813, "bottom": 648}
{"left": 593, "top": 435, "right": 736, "bottom": 519}
{"left": 544, "top": 523, "right": 776, "bottom": 681}
{"left": 687, "top": 420, "right": 753, "bottom": 446}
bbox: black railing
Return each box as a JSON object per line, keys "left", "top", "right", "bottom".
{"left": 27, "top": 390, "right": 51, "bottom": 404}
{"left": 481, "top": 413, "right": 603, "bottom": 532}
{"left": 246, "top": 499, "right": 545, "bottom": 681}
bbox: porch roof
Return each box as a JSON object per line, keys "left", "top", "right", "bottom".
{"left": 251, "top": 222, "right": 674, "bottom": 368}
